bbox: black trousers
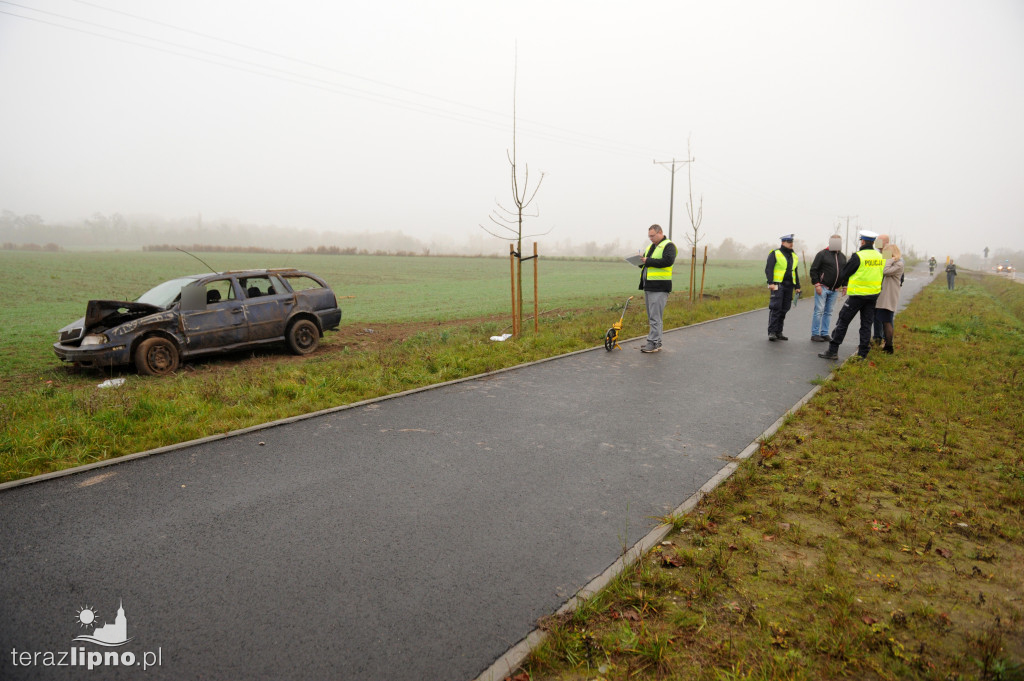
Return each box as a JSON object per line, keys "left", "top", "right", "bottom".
{"left": 767, "top": 284, "right": 793, "bottom": 335}
{"left": 828, "top": 294, "right": 879, "bottom": 357}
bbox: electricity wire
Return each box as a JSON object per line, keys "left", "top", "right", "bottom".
{"left": 0, "top": 1, "right": 851, "bottom": 220}
{"left": 0, "top": 1, "right": 674, "bottom": 159}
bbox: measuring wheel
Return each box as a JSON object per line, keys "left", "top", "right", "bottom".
{"left": 604, "top": 327, "right": 617, "bottom": 351}
{"left": 603, "top": 296, "right": 633, "bottom": 352}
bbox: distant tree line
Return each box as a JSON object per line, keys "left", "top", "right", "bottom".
{"left": 8, "top": 209, "right": 1011, "bottom": 264}
{"left": 143, "top": 244, "right": 424, "bottom": 257}
{"left": 2, "top": 241, "right": 62, "bottom": 252}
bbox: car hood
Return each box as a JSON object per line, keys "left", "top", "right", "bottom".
{"left": 84, "top": 300, "right": 164, "bottom": 329}
{"left": 57, "top": 300, "right": 167, "bottom": 342}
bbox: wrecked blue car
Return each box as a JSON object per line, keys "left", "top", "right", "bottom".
{"left": 53, "top": 269, "right": 342, "bottom": 375}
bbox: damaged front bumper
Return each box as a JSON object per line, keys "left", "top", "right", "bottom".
{"left": 52, "top": 341, "right": 132, "bottom": 368}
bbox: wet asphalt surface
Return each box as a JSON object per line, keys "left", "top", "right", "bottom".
{"left": 0, "top": 271, "right": 931, "bottom": 680}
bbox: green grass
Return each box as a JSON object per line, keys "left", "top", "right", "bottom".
{"left": 0, "top": 262, "right": 767, "bottom": 482}
{"left": 516, "top": 272, "right": 1024, "bottom": 680}
{"left": 0, "top": 250, "right": 765, "bottom": 378}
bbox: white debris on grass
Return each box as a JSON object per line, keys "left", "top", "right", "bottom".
{"left": 97, "top": 378, "right": 126, "bottom": 389}
{"left": 489, "top": 333, "right": 513, "bottom": 342}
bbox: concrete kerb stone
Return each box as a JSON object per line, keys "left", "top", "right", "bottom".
{"left": 472, "top": 377, "right": 830, "bottom": 681}
{"left": 0, "top": 306, "right": 766, "bottom": 493}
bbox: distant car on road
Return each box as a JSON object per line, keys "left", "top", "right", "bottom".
{"left": 54, "top": 269, "right": 342, "bottom": 375}
{"left": 995, "top": 261, "right": 1015, "bottom": 275}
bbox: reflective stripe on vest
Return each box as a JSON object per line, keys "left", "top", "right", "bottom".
{"left": 772, "top": 249, "right": 797, "bottom": 283}
{"left": 848, "top": 250, "right": 885, "bottom": 295}
{"left": 645, "top": 239, "right": 674, "bottom": 280}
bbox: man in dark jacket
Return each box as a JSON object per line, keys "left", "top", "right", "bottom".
{"left": 808, "top": 234, "right": 848, "bottom": 342}
{"left": 765, "top": 234, "right": 801, "bottom": 341}
{"left": 638, "top": 224, "right": 677, "bottom": 353}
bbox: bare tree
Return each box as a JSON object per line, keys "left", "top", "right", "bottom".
{"left": 479, "top": 49, "right": 550, "bottom": 334}
{"left": 683, "top": 136, "right": 704, "bottom": 300}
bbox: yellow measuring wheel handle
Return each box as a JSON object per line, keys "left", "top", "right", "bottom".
{"left": 604, "top": 296, "right": 634, "bottom": 351}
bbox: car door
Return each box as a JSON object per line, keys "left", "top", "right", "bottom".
{"left": 179, "top": 278, "right": 248, "bottom": 351}
{"left": 239, "top": 275, "right": 293, "bottom": 341}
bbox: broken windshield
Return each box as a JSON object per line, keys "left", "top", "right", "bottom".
{"left": 136, "top": 276, "right": 202, "bottom": 308}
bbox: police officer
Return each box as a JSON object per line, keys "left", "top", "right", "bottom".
{"left": 766, "top": 234, "right": 801, "bottom": 341}
{"left": 818, "top": 230, "right": 886, "bottom": 360}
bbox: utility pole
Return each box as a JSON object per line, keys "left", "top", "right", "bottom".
{"left": 654, "top": 158, "right": 693, "bottom": 241}
{"left": 838, "top": 215, "right": 858, "bottom": 253}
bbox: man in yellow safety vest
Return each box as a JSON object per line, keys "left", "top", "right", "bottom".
{"left": 818, "top": 230, "right": 886, "bottom": 360}
{"left": 638, "top": 224, "right": 677, "bottom": 353}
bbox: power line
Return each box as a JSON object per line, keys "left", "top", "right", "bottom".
{"left": 1, "top": 2, "right": 873, "bottom": 225}
{"left": 0, "top": 1, "right": 676, "bottom": 160}
{"left": 67, "top": 0, "right": 650, "bottom": 154}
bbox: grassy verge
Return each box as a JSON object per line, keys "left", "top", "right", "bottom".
{"left": 515, "top": 273, "right": 1024, "bottom": 680}
{"left": 0, "top": 286, "right": 765, "bottom": 484}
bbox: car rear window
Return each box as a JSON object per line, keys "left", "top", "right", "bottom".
{"left": 282, "top": 275, "right": 325, "bottom": 292}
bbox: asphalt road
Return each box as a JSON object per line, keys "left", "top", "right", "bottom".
{"left": 0, "top": 270, "right": 931, "bottom": 681}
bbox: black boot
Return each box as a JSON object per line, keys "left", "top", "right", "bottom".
{"left": 818, "top": 345, "right": 839, "bottom": 360}
{"left": 883, "top": 322, "right": 894, "bottom": 354}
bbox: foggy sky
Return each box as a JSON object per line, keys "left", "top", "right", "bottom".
{"left": 1, "top": 0, "right": 1022, "bottom": 258}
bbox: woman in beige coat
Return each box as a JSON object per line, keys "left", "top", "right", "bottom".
{"left": 875, "top": 243, "right": 905, "bottom": 353}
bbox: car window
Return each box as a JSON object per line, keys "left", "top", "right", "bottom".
{"left": 203, "top": 279, "right": 236, "bottom": 305}
{"left": 282, "top": 275, "right": 325, "bottom": 292}
{"left": 239, "top": 276, "right": 276, "bottom": 299}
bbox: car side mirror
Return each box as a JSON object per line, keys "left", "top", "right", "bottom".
{"left": 180, "top": 284, "right": 207, "bottom": 311}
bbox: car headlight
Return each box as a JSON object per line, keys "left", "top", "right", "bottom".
{"left": 80, "top": 333, "right": 109, "bottom": 346}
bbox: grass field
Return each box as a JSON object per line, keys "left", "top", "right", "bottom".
{"left": 518, "top": 273, "right": 1024, "bottom": 680}
{"left": 0, "top": 250, "right": 765, "bottom": 378}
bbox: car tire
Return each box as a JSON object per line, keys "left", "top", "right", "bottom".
{"left": 286, "top": 319, "right": 319, "bottom": 355}
{"left": 135, "top": 337, "right": 180, "bottom": 376}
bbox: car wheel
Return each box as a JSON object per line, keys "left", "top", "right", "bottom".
{"left": 135, "top": 337, "right": 180, "bottom": 376}
{"left": 286, "top": 319, "right": 319, "bottom": 355}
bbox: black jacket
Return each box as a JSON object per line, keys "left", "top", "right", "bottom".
{"left": 809, "top": 249, "right": 848, "bottom": 290}
{"left": 639, "top": 238, "right": 678, "bottom": 292}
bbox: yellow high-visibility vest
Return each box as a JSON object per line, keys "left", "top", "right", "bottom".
{"left": 848, "top": 249, "right": 885, "bottom": 295}
{"left": 645, "top": 239, "right": 674, "bottom": 280}
{"left": 771, "top": 249, "right": 797, "bottom": 283}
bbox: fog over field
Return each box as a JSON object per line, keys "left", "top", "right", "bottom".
{"left": 1, "top": 0, "right": 1022, "bottom": 260}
